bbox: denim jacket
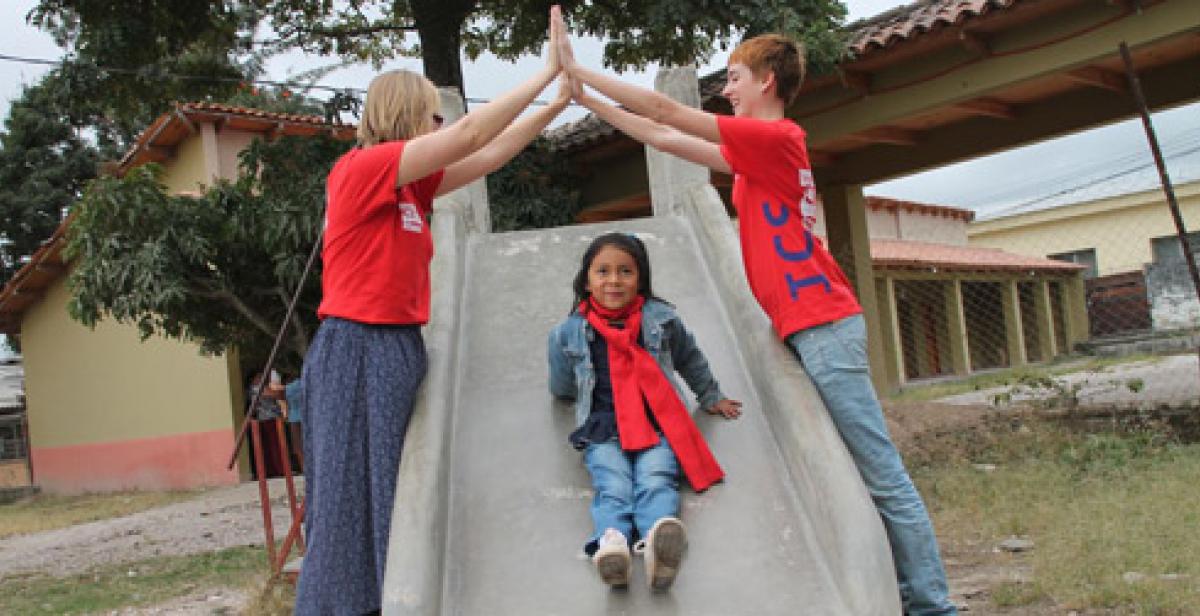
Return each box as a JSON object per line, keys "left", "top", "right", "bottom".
{"left": 547, "top": 299, "right": 726, "bottom": 430}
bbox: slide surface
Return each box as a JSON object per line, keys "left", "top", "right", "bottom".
{"left": 382, "top": 212, "right": 900, "bottom": 615}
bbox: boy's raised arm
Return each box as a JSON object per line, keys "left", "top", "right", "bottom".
{"left": 553, "top": 9, "right": 720, "bottom": 144}
{"left": 574, "top": 81, "right": 730, "bottom": 174}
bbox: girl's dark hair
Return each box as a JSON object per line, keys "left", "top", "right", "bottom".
{"left": 571, "top": 232, "right": 670, "bottom": 312}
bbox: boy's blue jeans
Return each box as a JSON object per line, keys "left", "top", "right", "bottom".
{"left": 583, "top": 437, "right": 680, "bottom": 553}
{"left": 788, "top": 314, "right": 957, "bottom": 616}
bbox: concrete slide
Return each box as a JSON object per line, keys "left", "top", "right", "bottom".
{"left": 381, "top": 179, "right": 901, "bottom": 614}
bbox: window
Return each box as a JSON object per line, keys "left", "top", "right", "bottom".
{"left": 0, "top": 414, "right": 26, "bottom": 460}
{"left": 1049, "top": 248, "right": 1098, "bottom": 279}
{"left": 1151, "top": 231, "right": 1200, "bottom": 266}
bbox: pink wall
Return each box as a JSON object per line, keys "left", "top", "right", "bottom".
{"left": 30, "top": 429, "right": 240, "bottom": 493}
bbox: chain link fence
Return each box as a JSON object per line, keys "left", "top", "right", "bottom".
{"left": 873, "top": 146, "right": 1200, "bottom": 413}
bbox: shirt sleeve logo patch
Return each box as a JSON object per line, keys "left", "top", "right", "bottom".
{"left": 399, "top": 202, "right": 424, "bottom": 233}
{"left": 799, "top": 169, "right": 817, "bottom": 230}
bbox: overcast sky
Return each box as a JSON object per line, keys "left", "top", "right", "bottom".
{"left": 2, "top": 0, "right": 1197, "bottom": 214}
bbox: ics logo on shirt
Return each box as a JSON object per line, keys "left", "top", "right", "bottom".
{"left": 799, "top": 169, "right": 817, "bottom": 230}
{"left": 399, "top": 202, "right": 423, "bottom": 233}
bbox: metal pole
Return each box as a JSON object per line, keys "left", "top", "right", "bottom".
{"left": 1117, "top": 42, "right": 1200, "bottom": 380}
{"left": 227, "top": 226, "right": 324, "bottom": 470}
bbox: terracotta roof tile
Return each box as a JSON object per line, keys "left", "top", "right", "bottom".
{"left": 867, "top": 196, "right": 975, "bottom": 223}
{"left": 119, "top": 102, "right": 356, "bottom": 173}
{"left": 871, "top": 237, "right": 1085, "bottom": 273}
{"left": 175, "top": 102, "right": 336, "bottom": 126}
{"left": 849, "top": 0, "right": 1016, "bottom": 56}
{"left": 550, "top": 0, "right": 1026, "bottom": 152}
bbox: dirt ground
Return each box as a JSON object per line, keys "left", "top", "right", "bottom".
{"left": 0, "top": 479, "right": 301, "bottom": 614}
{"left": 0, "top": 403, "right": 1065, "bottom": 615}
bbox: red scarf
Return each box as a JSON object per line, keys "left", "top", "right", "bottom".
{"left": 583, "top": 296, "right": 724, "bottom": 492}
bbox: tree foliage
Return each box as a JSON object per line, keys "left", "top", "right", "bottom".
{"left": 29, "top": 0, "right": 255, "bottom": 150}
{"left": 0, "top": 77, "right": 99, "bottom": 282}
{"left": 487, "top": 136, "right": 583, "bottom": 232}
{"left": 65, "top": 131, "right": 352, "bottom": 371}
{"left": 251, "top": 0, "right": 849, "bottom": 95}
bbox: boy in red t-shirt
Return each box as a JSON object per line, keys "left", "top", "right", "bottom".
{"left": 554, "top": 14, "right": 956, "bottom": 616}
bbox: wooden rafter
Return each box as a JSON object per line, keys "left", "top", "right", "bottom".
{"left": 576, "top": 193, "right": 652, "bottom": 223}
{"left": 958, "top": 29, "right": 991, "bottom": 56}
{"left": 143, "top": 145, "right": 173, "bottom": 162}
{"left": 1066, "top": 66, "right": 1127, "bottom": 92}
{"left": 838, "top": 69, "right": 872, "bottom": 94}
{"left": 953, "top": 98, "right": 1016, "bottom": 120}
{"left": 846, "top": 127, "right": 918, "bottom": 147}
{"left": 808, "top": 150, "right": 838, "bottom": 167}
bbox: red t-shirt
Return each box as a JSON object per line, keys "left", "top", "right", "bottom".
{"left": 717, "top": 115, "right": 861, "bottom": 339}
{"left": 317, "top": 141, "right": 444, "bottom": 325}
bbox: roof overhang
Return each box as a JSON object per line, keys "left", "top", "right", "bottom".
{"left": 0, "top": 103, "right": 356, "bottom": 334}
{"left": 804, "top": 0, "right": 1200, "bottom": 185}
{"left": 554, "top": 0, "right": 1199, "bottom": 189}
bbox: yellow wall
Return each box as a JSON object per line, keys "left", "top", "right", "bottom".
{"left": 158, "top": 128, "right": 261, "bottom": 194}
{"left": 21, "top": 275, "right": 237, "bottom": 449}
{"left": 969, "top": 181, "right": 1200, "bottom": 276}
{"left": 160, "top": 133, "right": 209, "bottom": 195}
{"left": 812, "top": 202, "right": 969, "bottom": 246}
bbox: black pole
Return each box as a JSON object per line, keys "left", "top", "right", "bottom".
{"left": 1117, "top": 42, "right": 1200, "bottom": 381}
{"left": 227, "top": 226, "right": 324, "bottom": 470}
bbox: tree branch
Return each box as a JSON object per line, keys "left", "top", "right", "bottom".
{"left": 192, "top": 283, "right": 277, "bottom": 339}
{"left": 299, "top": 23, "right": 418, "bottom": 40}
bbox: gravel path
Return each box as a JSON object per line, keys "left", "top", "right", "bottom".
{"left": 938, "top": 353, "right": 1198, "bottom": 409}
{"left": 0, "top": 479, "right": 301, "bottom": 581}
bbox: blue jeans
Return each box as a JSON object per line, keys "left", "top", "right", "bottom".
{"left": 788, "top": 314, "right": 956, "bottom": 616}
{"left": 583, "top": 437, "right": 680, "bottom": 554}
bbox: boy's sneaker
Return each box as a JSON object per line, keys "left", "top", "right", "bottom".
{"left": 638, "top": 517, "right": 687, "bottom": 590}
{"left": 593, "top": 528, "right": 631, "bottom": 587}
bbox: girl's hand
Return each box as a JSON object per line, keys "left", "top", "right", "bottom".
{"left": 568, "top": 74, "right": 588, "bottom": 105}
{"left": 546, "top": 6, "right": 562, "bottom": 73}
{"left": 552, "top": 73, "right": 572, "bottom": 109}
{"left": 551, "top": 5, "right": 577, "bottom": 72}
{"left": 707, "top": 398, "right": 743, "bottom": 419}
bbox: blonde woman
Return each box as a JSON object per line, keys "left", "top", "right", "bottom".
{"left": 296, "top": 9, "right": 568, "bottom": 613}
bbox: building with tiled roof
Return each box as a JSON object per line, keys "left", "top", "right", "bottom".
{"left": 970, "top": 178, "right": 1200, "bottom": 337}
{"left": 0, "top": 103, "right": 353, "bottom": 493}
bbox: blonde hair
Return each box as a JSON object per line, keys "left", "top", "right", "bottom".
{"left": 357, "top": 70, "right": 440, "bottom": 147}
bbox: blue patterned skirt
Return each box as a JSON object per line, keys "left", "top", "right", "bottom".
{"left": 295, "top": 317, "right": 427, "bottom": 615}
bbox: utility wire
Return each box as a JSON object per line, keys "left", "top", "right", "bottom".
{"left": 0, "top": 52, "right": 569, "bottom": 107}
{"left": 982, "top": 142, "right": 1200, "bottom": 219}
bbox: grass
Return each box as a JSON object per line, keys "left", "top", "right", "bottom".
{"left": 911, "top": 418, "right": 1200, "bottom": 614}
{"left": 0, "top": 545, "right": 271, "bottom": 615}
{"left": 887, "top": 352, "right": 1163, "bottom": 403}
{"left": 0, "top": 489, "right": 203, "bottom": 539}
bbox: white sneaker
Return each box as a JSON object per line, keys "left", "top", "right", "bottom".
{"left": 592, "top": 528, "right": 631, "bottom": 587}
{"left": 640, "top": 517, "right": 687, "bottom": 590}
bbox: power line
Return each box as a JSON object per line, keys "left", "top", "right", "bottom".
{"left": 966, "top": 126, "right": 1200, "bottom": 210}
{"left": 983, "top": 141, "right": 1200, "bottom": 219}
{"left": 0, "top": 52, "right": 569, "bottom": 107}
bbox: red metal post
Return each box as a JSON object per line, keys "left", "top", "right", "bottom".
{"left": 273, "top": 417, "right": 304, "bottom": 551}
{"left": 250, "top": 419, "right": 277, "bottom": 566}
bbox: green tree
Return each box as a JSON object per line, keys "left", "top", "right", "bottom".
{"left": 487, "top": 136, "right": 582, "bottom": 232}
{"left": 29, "top": 0, "right": 255, "bottom": 150}
{"left": 65, "top": 130, "right": 352, "bottom": 371}
{"left": 0, "top": 78, "right": 99, "bottom": 282}
{"left": 253, "top": 0, "right": 848, "bottom": 95}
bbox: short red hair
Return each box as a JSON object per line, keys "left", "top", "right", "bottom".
{"left": 729, "top": 34, "right": 806, "bottom": 106}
